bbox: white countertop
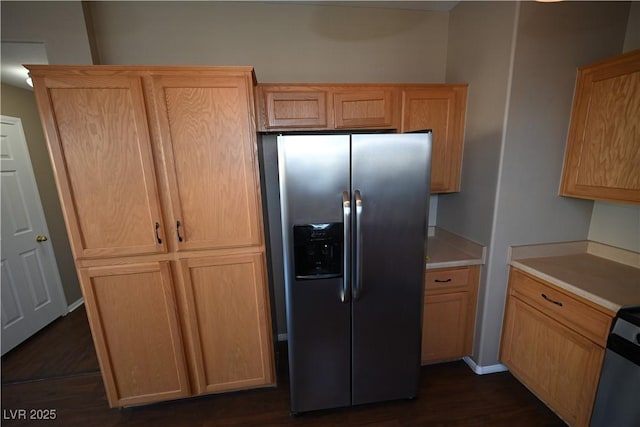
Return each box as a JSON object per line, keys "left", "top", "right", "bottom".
{"left": 510, "top": 241, "right": 640, "bottom": 313}
{"left": 426, "top": 227, "right": 486, "bottom": 270}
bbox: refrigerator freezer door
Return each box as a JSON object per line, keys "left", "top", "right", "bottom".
{"left": 278, "top": 135, "right": 352, "bottom": 413}
{"left": 350, "top": 133, "right": 431, "bottom": 405}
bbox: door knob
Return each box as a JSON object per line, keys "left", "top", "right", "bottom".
{"left": 36, "top": 235, "right": 48, "bottom": 242}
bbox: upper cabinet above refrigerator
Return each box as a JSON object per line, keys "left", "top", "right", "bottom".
{"left": 255, "top": 83, "right": 468, "bottom": 194}
{"left": 560, "top": 49, "right": 640, "bottom": 205}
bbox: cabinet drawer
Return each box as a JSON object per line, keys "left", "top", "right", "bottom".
{"left": 509, "top": 268, "right": 612, "bottom": 346}
{"left": 425, "top": 267, "right": 470, "bottom": 293}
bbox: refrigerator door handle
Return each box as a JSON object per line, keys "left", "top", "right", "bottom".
{"left": 353, "top": 189, "right": 363, "bottom": 301}
{"left": 341, "top": 191, "right": 351, "bottom": 303}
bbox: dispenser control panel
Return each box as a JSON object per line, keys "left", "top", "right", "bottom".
{"left": 293, "top": 223, "right": 342, "bottom": 279}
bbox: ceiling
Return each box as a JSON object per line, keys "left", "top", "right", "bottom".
{"left": 1, "top": 42, "right": 48, "bottom": 91}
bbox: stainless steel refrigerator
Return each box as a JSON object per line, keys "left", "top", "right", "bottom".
{"left": 278, "top": 132, "right": 432, "bottom": 413}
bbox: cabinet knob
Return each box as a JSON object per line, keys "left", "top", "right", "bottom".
{"left": 36, "top": 235, "right": 48, "bottom": 242}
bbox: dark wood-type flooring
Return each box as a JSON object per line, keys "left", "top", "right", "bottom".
{"left": 2, "top": 307, "right": 565, "bottom": 426}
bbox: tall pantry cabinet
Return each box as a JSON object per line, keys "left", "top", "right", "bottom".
{"left": 28, "top": 66, "right": 275, "bottom": 407}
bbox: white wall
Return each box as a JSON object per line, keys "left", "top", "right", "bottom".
{"left": 442, "top": 0, "right": 630, "bottom": 367}
{"left": 623, "top": 1, "right": 640, "bottom": 53}
{"left": 588, "top": 202, "right": 640, "bottom": 252}
{"left": 439, "top": 0, "right": 519, "bottom": 364}
{"left": 439, "top": 1, "right": 517, "bottom": 247}
{"left": 87, "top": 1, "right": 449, "bottom": 83}
{"left": 0, "top": 1, "right": 93, "bottom": 64}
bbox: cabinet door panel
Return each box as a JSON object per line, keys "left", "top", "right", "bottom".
{"left": 178, "top": 253, "right": 274, "bottom": 394}
{"left": 561, "top": 50, "right": 640, "bottom": 204}
{"left": 501, "top": 297, "right": 604, "bottom": 427}
{"left": 80, "top": 262, "right": 189, "bottom": 407}
{"left": 33, "top": 75, "right": 165, "bottom": 258}
{"left": 334, "top": 90, "right": 394, "bottom": 129}
{"left": 265, "top": 91, "right": 328, "bottom": 128}
{"left": 151, "top": 75, "right": 262, "bottom": 251}
{"left": 422, "top": 292, "right": 469, "bottom": 363}
{"left": 402, "top": 86, "right": 467, "bottom": 193}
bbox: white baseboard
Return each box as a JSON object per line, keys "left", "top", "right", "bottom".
{"left": 463, "top": 356, "right": 508, "bottom": 375}
{"left": 67, "top": 297, "right": 84, "bottom": 313}
{"left": 277, "top": 333, "right": 288, "bottom": 342}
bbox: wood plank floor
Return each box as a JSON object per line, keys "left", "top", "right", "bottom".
{"left": 1, "top": 306, "right": 565, "bottom": 426}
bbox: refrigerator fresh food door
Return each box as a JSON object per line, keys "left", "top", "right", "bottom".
{"left": 278, "top": 134, "right": 352, "bottom": 413}
{"left": 350, "top": 133, "right": 431, "bottom": 405}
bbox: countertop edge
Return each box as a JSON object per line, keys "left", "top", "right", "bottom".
{"left": 426, "top": 227, "right": 486, "bottom": 269}
{"left": 510, "top": 240, "right": 639, "bottom": 269}
{"left": 427, "top": 259, "right": 484, "bottom": 270}
{"left": 509, "top": 260, "right": 620, "bottom": 313}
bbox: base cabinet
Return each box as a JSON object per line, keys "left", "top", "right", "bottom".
{"left": 79, "top": 262, "right": 190, "bottom": 407}
{"left": 421, "top": 266, "right": 479, "bottom": 364}
{"left": 177, "top": 253, "right": 274, "bottom": 395}
{"left": 500, "top": 268, "right": 612, "bottom": 427}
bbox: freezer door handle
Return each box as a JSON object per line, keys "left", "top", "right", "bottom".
{"left": 353, "top": 189, "right": 363, "bottom": 301}
{"left": 341, "top": 191, "right": 351, "bottom": 303}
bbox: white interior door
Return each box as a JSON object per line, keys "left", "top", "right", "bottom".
{"left": 1, "top": 115, "right": 67, "bottom": 355}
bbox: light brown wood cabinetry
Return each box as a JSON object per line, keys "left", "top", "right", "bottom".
{"left": 402, "top": 86, "right": 468, "bottom": 193}
{"left": 256, "top": 83, "right": 468, "bottom": 193}
{"left": 333, "top": 88, "right": 395, "bottom": 129}
{"left": 256, "top": 84, "right": 398, "bottom": 131}
{"left": 421, "top": 265, "right": 479, "bottom": 364}
{"left": 178, "top": 253, "right": 273, "bottom": 394}
{"left": 500, "top": 267, "right": 614, "bottom": 427}
{"left": 262, "top": 89, "right": 328, "bottom": 129}
{"left": 29, "top": 66, "right": 275, "bottom": 408}
{"left": 79, "top": 262, "right": 190, "bottom": 407}
{"left": 33, "top": 73, "right": 166, "bottom": 259}
{"left": 560, "top": 49, "right": 640, "bottom": 204}
{"left": 149, "top": 74, "right": 263, "bottom": 251}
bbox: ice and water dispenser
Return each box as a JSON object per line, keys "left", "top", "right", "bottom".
{"left": 293, "top": 223, "right": 342, "bottom": 280}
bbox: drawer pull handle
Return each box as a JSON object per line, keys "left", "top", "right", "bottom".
{"left": 434, "top": 278, "right": 452, "bottom": 283}
{"left": 541, "top": 293, "right": 563, "bottom": 307}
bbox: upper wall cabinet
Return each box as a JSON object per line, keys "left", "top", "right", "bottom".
{"left": 401, "top": 85, "right": 468, "bottom": 193}
{"left": 261, "top": 88, "right": 328, "bottom": 129}
{"left": 256, "top": 83, "right": 468, "bottom": 193}
{"left": 148, "top": 73, "right": 264, "bottom": 251}
{"left": 256, "top": 84, "right": 399, "bottom": 131}
{"left": 31, "top": 72, "right": 167, "bottom": 259}
{"left": 560, "top": 49, "right": 640, "bottom": 204}
{"left": 333, "top": 88, "right": 396, "bottom": 129}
